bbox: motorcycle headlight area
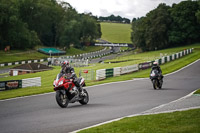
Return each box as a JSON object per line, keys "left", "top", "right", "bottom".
{"left": 58, "top": 80, "right": 64, "bottom": 86}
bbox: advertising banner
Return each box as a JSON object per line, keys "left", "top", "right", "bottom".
{"left": 139, "top": 62, "right": 153, "bottom": 70}
{"left": 0, "top": 80, "right": 22, "bottom": 91}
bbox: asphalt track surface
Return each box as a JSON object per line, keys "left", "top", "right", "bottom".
{"left": 0, "top": 60, "right": 200, "bottom": 133}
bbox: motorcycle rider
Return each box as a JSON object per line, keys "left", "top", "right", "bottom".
{"left": 60, "top": 60, "right": 85, "bottom": 96}
{"left": 151, "top": 62, "right": 163, "bottom": 80}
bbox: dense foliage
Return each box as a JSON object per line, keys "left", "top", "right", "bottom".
{"left": 99, "top": 14, "right": 130, "bottom": 24}
{"left": 131, "top": 1, "right": 200, "bottom": 51}
{"left": 0, "top": 0, "right": 101, "bottom": 50}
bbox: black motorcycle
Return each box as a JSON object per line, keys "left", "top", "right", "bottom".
{"left": 150, "top": 69, "right": 163, "bottom": 89}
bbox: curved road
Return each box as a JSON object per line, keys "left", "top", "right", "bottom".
{"left": 0, "top": 60, "right": 200, "bottom": 133}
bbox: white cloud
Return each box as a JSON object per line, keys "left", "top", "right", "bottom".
{"left": 63, "top": 0, "right": 184, "bottom": 20}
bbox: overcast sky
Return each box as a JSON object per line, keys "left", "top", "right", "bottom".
{"left": 62, "top": 0, "right": 184, "bottom": 20}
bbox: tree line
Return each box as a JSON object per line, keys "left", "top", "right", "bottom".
{"left": 98, "top": 14, "right": 131, "bottom": 24}
{"left": 0, "top": 0, "right": 101, "bottom": 50}
{"left": 131, "top": 1, "right": 200, "bottom": 51}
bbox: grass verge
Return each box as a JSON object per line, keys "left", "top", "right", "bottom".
{"left": 194, "top": 89, "right": 200, "bottom": 94}
{"left": 78, "top": 108, "right": 200, "bottom": 133}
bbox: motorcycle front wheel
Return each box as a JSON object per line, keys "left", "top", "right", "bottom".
{"left": 159, "top": 80, "right": 163, "bottom": 89}
{"left": 79, "top": 89, "right": 89, "bottom": 105}
{"left": 56, "top": 90, "right": 69, "bottom": 108}
{"left": 153, "top": 79, "right": 159, "bottom": 90}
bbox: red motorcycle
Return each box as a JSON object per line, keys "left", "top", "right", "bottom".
{"left": 53, "top": 73, "right": 89, "bottom": 108}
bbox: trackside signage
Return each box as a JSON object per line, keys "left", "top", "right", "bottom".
{"left": 95, "top": 43, "right": 129, "bottom": 47}
{"left": 0, "top": 77, "right": 41, "bottom": 91}
{"left": 139, "top": 62, "right": 153, "bottom": 70}
{"left": 0, "top": 80, "right": 22, "bottom": 91}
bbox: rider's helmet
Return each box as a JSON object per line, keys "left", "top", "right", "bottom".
{"left": 61, "top": 60, "right": 70, "bottom": 69}
{"left": 152, "top": 62, "right": 158, "bottom": 67}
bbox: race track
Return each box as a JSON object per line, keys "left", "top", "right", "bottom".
{"left": 0, "top": 60, "right": 200, "bottom": 133}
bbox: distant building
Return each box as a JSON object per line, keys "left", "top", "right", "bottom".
{"left": 10, "top": 63, "right": 52, "bottom": 76}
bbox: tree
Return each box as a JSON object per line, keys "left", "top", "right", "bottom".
{"left": 79, "top": 13, "right": 101, "bottom": 47}
{"left": 59, "top": 19, "right": 81, "bottom": 48}
{"left": 144, "top": 3, "right": 171, "bottom": 50}
{"left": 169, "top": 1, "right": 200, "bottom": 45}
{"left": 0, "top": 0, "right": 40, "bottom": 49}
{"left": 131, "top": 4, "right": 171, "bottom": 51}
{"left": 195, "top": 0, "right": 200, "bottom": 24}
{"left": 131, "top": 1, "right": 200, "bottom": 51}
{"left": 19, "top": 0, "right": 58, "bottom": 46}
{"left": 131, "top": 17, "right": 147, "bottom": 51}
{"left": 98, "top": 14, "right": 130, "bottom": 23}
{"left": 0, "top": 0, "right": 102, "bottom": 50}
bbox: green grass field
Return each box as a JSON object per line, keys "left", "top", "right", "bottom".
{"left": 79, "top": 108, "right": 200, "bottom": 133}
{"left": 101, "top": 22, "right": 132, "bottom": 43}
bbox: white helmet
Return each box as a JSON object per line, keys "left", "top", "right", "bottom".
{"left": 153, "top": 62, "right": 158, "bottom": 67}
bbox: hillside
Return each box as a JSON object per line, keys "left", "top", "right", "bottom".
{"left": 100, "top": 22, "right": 132, "bottom": 44}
